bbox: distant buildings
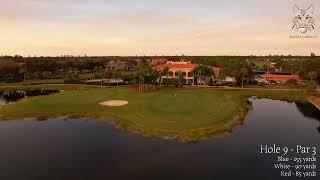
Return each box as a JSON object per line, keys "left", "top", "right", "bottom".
{"left": 106, "top": 60, "right": 135, "bottom": 71}
{"left": 106, "top": 58, "right": 168, "bottom": 71}
{"left": 223, "top": 76, "right": 237, "bottom": 83}
{"left": 135, "top": 58, "right": 168, "bottom": 66}
{"left": 154, "top": 61, "right": 220, "bottom": 85}
{"left": 252, "top": 62, "right": 303, "bottom": 84}
{"left": 268, "top": 62, "right": 276, "bottom": 68}
{"left": 260, "top": 73, "right": 302, "bottom": 84}
{"left": 105, "top": 58, "right": 305, "bottom": 86}
{"left": 0, "top": 61, "right": 26, "bottom": 68}
{"left": 84, "top": 78, "right": 125, "bottom": 86}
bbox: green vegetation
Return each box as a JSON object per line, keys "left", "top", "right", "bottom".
{"left": 254, "top": 61, "right": 268, "bottom": 69}
{"left": 79, "top": 73, "right": 95, "bottom": 80}
{"left": 0, "top": 86, "right": 305, "bottom": 142}
{"left": 192, "top": 65, "right": 214, "bottom": 86}
{"left": 306, "top": 81, "right": 318, "bottom": 94}
{"left": 0, "top": 55, "right": 317, "bottom": 142}
{"left": 0, "top": 84, "right": 96, "bottom": 92}
{"left": 2, "top": 55, "right": 320, "bottom": 87}
{"left": 305, "top": 71, "right": 319, "bottom": 94}
{"left": 0, "top": 79, "right": 64, "bottom": 86}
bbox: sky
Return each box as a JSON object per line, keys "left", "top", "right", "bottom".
{"left": 0, "top": 0, "right": 319, "bottom": 56}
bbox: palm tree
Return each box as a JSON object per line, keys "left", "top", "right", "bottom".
{"left": 150, "top": 69, "right": 161, "bottom": 87}
{"left": 192, "top": 65, "right": 203, "bottom": 85}
{"left": 160, "top": 67, "right": 170, "bottom": 86}
{"left": 112, "top": 70, "right": 122, "bottom": 87}
{"left": 136, "top": 70, "right": 145, "bottom": 93}
{"left": 104, "top": 70, "right": 113, "bottom": 86}
{"left": 136, "top": 59, "right": 152, "bottom": 92}
{"left": 308, "top": 71, "right": 318, "bottom": 81}
{"left": 93, "top": 66, "right": 105, "bottom": 86}
{"left": 204, "top": 67, "right": 213, "bottom": 85}
{"left": 219, "top": 68, "right": 227, "bottom": 86}
{"left": 231, "top": 70, "right": 238, "bottom": 87}
{"left": 177, "top": 71, "right": 184, "bottom": 87}
{"left": 240, "top": 67, "right": 248, "bottom": 88}
{"left": 192, "top": 65, "right": 213, "bottom": 86}
{"left": 19, "top": 64, "right": 28, "bottom": 81}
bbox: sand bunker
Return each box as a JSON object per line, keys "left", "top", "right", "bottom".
{"left": 99, "top": 100, "right": 128, "bottom": 107}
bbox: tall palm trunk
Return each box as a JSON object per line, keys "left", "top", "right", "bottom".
{"left": 241, "top": 75, "right": 244, "bottom": 88}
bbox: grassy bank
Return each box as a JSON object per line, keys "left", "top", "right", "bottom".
{"left": 0, "top": 73, "right": 96, "bottom": 87}
{"left": 307, "top": 95, "right": 320, "bottom": 110}
{"left": 0, "top": 84, "right": 103, "bottom": 92}
{"left": 0, "top": 79, "right": 65, "bottom": 86}
{"left": 0, "top": 86, "right": 305, "bottom": 142}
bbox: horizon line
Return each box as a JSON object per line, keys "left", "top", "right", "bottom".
{"left": 0, "top": 53, "right": 318, "bottom": 58}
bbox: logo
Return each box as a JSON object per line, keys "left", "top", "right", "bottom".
{"left": 292, "top": 4, "right": 315, "bottom": 34}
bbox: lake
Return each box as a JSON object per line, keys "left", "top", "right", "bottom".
{"left": 0, "top": 90, "right": 59, "bottom": 105}
{"left": 0, "top": 98, "right": 319, "bottom": 180}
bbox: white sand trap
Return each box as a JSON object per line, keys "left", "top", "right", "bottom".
{"left": 99, "top": 100, "right": 128, "bottom": 107}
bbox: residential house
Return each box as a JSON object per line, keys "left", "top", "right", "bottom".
{"left": 106, "top": 60, "right": 135, "bottom": 71}
{"left": 154, "top": 61, "right": 220, "bottom": 85}
{"left": 261, "top": 73, "right": 302, "bottom": 84}
{"left": 135, "top": 58, "right": 168, "bottom": 66}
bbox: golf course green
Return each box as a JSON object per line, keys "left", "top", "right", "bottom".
{"left": 0, "top": 87, "right": 305, "bottom": 142}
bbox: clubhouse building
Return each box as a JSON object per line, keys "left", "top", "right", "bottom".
{"left": 260, "top": 73, "right": 302, "bottom": 84}
{"left": 154, "top": 61, "right": 220, "bottom": 85}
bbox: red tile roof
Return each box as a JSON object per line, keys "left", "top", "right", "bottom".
{"left": 154, "top": 62, "right": 221, "bottom": 72}
{"left": 154, "top": 63, "right": 197, "bottom": 69}
{"left": 261, "top": 74, "right": 301, "bottom": 81}
{"left": 210, "top": 66, "right": 221, "bottom": 71}
{"left": 0, "top": 62, "right": 25, "bottom": 67}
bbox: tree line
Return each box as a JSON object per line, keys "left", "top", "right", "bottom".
{"left": 0, "top": 55, "right": 319, "bottom": 86}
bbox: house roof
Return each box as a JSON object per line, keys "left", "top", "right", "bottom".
{"left": 209, "top": 66, "right": 221, "bottom": 71}
{"left": 154, "top": 62, "right": 220, "bottom": 72}
{"left": 154, "top": 63, "right": 197, "bottom": 70}
{"left": 0, "top": 61, "right": 25, "bottom": 68}
{"left": 261, "top": 73, "right": 301, "bottom": 81}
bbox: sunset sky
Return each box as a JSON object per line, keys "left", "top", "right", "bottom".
{"left": 0, "top": 0, "right": 319, "bottom": 56}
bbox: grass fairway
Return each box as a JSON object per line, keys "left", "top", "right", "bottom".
{"left": 0, "top": 87, "right": 305, "bottom": 142}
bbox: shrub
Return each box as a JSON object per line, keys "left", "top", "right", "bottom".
{"left": 305, "top": 80, "right": 318, "bottom": 93}
{"left": 287, "top": 79, "right": 298, "bottom": 85}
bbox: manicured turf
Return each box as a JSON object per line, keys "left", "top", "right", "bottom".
{"left": 0, "top": 86, "right": 305, "bottom": 141}
{"left": 0, "top": 88, "right": 241, "bottom": 129}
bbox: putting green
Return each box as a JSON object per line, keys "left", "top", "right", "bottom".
{"left": 3, "top": 87, "right": 304, "bottom": 141}
{"left": 0, "top": 88, "right": 242, "bottom": 129}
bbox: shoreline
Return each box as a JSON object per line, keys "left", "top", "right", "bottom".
{"left": 307, "top": 96, "right": 320, "bottom": 110}
{"left": 0, "top": 87, "right": 308, "bottom": 142}
{"left": 0, "top": 83, "right": 304, "bottom": 91}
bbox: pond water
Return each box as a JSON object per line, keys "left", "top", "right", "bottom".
{"left": 0, "top": 99, "right": 319, "bottom": 180}
{"left": 0, "top": 90, "right": 59, "bottom": 105}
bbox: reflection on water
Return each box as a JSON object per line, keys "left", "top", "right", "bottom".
{"left": 296, "top": 101, "right": 320, "bottom": 121}
{"left": 296, "top": 101, "right": 320, "bottom": 132}
{"left": 0, "top": 90, "right": 59, "bottom": 104}
{"left": 0, "top": 97, "right": 5, "bottom": 105}
{"left": 0, "top": 99, "right": 319, "bottom": 180}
